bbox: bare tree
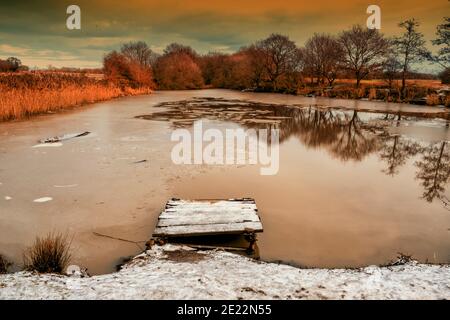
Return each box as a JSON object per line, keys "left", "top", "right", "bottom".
{"left": 393, "top": 19, "right": 430, "bottom": 98}
{"left": 304, "top": 33, "right": 344, "bottom": 86}
{"left": 431, "top": 17, "right": 450, "bottom": 69}
{"left": 6, "top": 57, "right": 21, "bottom": 71}
{"left": 241, "top": 45, "right": 267, "bottom": 88}
{"left": 338, "top": 25, "right": 389, "bottom": 87}
{"left": 120, "top": 41, "right": 157, "bottom": 68}
{"left": 163, "top": 43, "right": 198, "bottom": 60}
{"left": 382, "top": 55, "right": 401, "bottom": 88}
{"left": 256, "top": 34, "right": 302, "bottom": 91}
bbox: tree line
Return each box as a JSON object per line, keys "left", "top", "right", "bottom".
{"left": 104, "top": 17, "right": 449, "bottom": 96}
{"left": 0, "top": 57, "right": 27, "bottom": 72}
{"left": 2, "top": 17, "right": 446, "bottom": 97}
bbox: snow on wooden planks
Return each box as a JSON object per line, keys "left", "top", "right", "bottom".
{"left": 153, "top": 198, "right": 263, "bottom": 237}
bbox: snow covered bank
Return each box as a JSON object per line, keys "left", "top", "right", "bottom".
{"left": 0, "top": 244, "right": 449, "bottom": 300}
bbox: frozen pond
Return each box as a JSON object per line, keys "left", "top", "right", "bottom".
{"left": 1, "top": 89, "right": 449, "bottom": 274}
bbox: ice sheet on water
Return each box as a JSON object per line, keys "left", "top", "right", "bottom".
{"left": 32, "top": 142, "right": 63, "bottom": 148}
{"left": 33, "top": 197, "right": 53, "bottom": 203}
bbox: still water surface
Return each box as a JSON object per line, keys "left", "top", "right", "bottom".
{"left": 0, "top": 90, "right": 449, "bottom": 273}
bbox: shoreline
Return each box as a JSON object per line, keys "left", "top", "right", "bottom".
{"left": 1, "top": 88, "right": 449, "bottom": 124}
{"left": 1, "top": 244, "right": 449, "bottom": 300}
{"left": 1, "top": 89, "right": 449, "bottom": 299}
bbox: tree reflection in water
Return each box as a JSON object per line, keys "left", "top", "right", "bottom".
{"left": 415, "top": 141, "right": 450, "bottom": 208}
{"left": 378, "top": 135, "right": 422, "bottom": 176}
{"left": 136, "top": 97, "right": 450, "bottom": 208}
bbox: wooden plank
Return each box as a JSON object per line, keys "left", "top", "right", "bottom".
{"left": 164, "top": 206, "right": 256, "bottom": 210}
{"left": 160, "top": 209, "right": 256, "bottom": 218}
{"left": 166, "top": 199, "right": 256, "bottom": 205}
{"left": 153, "top": 221, "right": 263, "bottom": 237}
{"left": 157, "top": 213, "right": 260, "bottom": 227}
{"left": 160, "top": 211, "right": 258, "bottom": 219}
{"left": 165, "top": 203, "right": 257, "bottom": 209}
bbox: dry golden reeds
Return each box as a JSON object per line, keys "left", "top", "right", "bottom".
{"left": 0, "top": 72, "right": 152, "bottom": 121}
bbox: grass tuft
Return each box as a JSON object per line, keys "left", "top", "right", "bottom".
{"left": 23, "top": 232, "right": 72, "bottom": 274}
{"left": 0, "top": 254, "right": 12, "bottom": 274}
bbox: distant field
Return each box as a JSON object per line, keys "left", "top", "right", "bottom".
{"left": 335, "top": 79, "right": 444, "bottom": 89}
{"left": 0, "top": 71, "right": 105, "bottom": 80}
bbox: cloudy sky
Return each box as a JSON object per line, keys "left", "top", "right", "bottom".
{"left": 0, "top": 0, "right": 447, "bottom": 72}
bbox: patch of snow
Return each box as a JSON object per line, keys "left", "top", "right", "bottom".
{"left": 0, "top": 245, "right": 449, "bottom": 300}
{"left": 33, "top": 197, "right": 53, "bottom": 203}
{"left": 53, "top": 184, "right": 78, "bottom": 188}
{"left": 66, "top": 265, "right": 81, "bottom": 275}
{"left": 66, "top": 265, "right": 89, "bottom": 278}
{"left": 32, "top": 143, "right": 63, "bottom": 148}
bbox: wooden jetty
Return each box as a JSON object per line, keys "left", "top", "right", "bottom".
{"left": 152, "top": 198, "right": 263, "bottom": 251}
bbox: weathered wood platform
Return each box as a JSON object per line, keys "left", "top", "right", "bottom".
{"left": 153, "top": 198, "right": 263, "bottom": 238}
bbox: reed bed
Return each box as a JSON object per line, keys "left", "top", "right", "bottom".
{"left": 0, "top": 72, "right": 152, "bottom": 121}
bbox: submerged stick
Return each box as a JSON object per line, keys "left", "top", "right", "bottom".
{"left": 92, "top": 232, "right": 147, "bottom": 250}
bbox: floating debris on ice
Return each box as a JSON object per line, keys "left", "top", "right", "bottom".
{"left": 32, "top": 142, "right": 63, "bottom": 148}
{"left": 39, "top": 131, "right": 90, "bottom": 144}
{"left": 120, "top": 136, "right": 148, "bottom": 142}
{"left": 33, "top": 197, "right": 53, "bottom": 203}
{"left": 53, "top": 184, "right": 78, "bottom": 188}
{"left": 132, "top": 159, "right": 147, "bottom": 164}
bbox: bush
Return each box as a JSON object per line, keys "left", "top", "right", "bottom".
{"left": 154, "top": 52, "right": 204, "bottom": 90}
{"left": 103, "top": 51, "right": 155, "bottom": 89}
{"left": 23, "top": 232, "right": 72, "bottom": 273}
{"left": 404, "top": 86, "right": 428, "bottom": 102}
{"left": 439, "top": 68, "right": 450, "bottom": 84}
{"left": 0, "top": 254, "right": 12, "bottom": 273}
